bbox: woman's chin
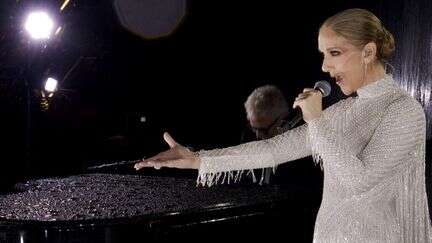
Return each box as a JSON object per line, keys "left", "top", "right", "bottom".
{"left": 340, "top": 87, "right": 353, "bottom": 96}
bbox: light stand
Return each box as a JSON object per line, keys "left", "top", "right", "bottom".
{"left": 23, "top": 11, "right": 55, "bottom": 172}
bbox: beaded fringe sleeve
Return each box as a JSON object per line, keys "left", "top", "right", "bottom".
{"left": 196, "top": 123, "right": 312, "bottom": 187}
{"left": 195, "top": 99, "right": 343, "bottom": 187}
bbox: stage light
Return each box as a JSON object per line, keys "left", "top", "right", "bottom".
{"left": 60, "top": 0, "right": 71, "bottom": 11}
{"left": 44, "top": 77, "right": 58, "bottom": 93}
{"left": 24, "top": 11, "right": 55, "bottom": 40}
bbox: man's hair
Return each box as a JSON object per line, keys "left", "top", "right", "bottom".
{"left": 244, "top": 85, "right": 289, "bottom": 120}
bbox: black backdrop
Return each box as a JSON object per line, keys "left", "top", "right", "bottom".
{"left": 0, "top": 0, "right": 430, "bottom": 195}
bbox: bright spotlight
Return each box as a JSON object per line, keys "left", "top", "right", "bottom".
{"left": 44, "top": 77, "right": 58, "bottom": 93}
{"left": 24, "top": 11, "right": 55, "bottom": 40}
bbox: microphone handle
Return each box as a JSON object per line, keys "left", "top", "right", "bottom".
{"left": 285, "top": 109, "right": 303, "bottom": 130}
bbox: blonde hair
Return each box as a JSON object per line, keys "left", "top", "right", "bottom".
{"left": 322, "top": 8, "right": 395, "bottom": 63}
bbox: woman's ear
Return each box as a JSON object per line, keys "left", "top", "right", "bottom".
{"left": 362, "top": 42, "right": 377, "bottom": 64}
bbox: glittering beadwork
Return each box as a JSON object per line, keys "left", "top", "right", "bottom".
{"left": 197, "top": 75, "right": 432, "bottom": 242}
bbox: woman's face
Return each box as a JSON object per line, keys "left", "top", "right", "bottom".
{"left": 318, "top": 26, "right": 366, "bottom": 95}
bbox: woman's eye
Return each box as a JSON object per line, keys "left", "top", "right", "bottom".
{"left": 330, "top": 51, "right": 340, "bottom": 56}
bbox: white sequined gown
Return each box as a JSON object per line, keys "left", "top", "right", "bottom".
{"left": 196, "top": 75, "right": 432, "bottom": 242}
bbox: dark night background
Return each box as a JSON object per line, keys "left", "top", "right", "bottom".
{"left": 0, "top": 0, "right": 431, "bottom": 242}
{"left": 0, "top": 0, "right": 431, "bottom": 209}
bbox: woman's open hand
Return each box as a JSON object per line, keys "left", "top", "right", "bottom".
{"left": 134, "top": 132, "right": 200, "bottom": 170}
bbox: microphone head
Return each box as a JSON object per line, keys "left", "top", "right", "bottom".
{"left": 314, "top": 80, "right": 331, "bottom": 97}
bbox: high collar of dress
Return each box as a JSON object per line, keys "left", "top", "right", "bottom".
{"left": 356, "top": 74, "right": 394, "bottom": 99}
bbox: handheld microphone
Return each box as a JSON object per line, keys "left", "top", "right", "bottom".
{"left": 285, "top": 81, "right": 331, "bottom": 130}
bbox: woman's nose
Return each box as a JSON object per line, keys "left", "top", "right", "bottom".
{"left": 321, "top": 60, "right": 329, "bottom": 73}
